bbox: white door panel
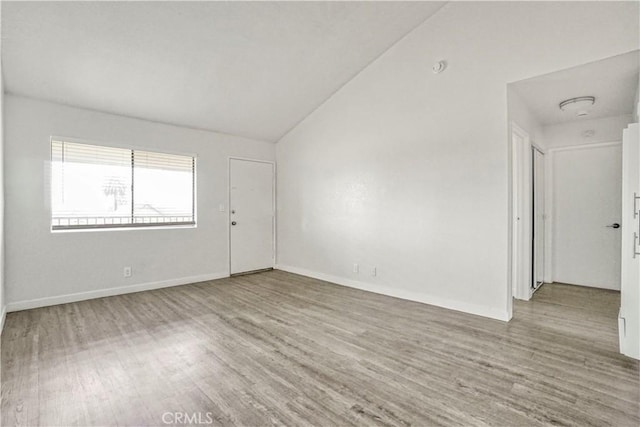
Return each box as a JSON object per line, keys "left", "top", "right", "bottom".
{"left": 552, "top": 144, "right": 622, "bottom": 289}
{"left": 512, "top": 125, "right": 532, "bottom": 300}
{"left": 620, "top": 124, "right": 639, "bottom": 359}
{"left": 229, "top": 159, "right": 274, "bottom": 275}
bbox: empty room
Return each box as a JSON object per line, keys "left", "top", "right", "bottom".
{"left": 0, "top": 1, "right": 639, "bottom": 426}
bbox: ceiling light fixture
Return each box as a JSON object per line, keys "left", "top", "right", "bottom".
{"left": 559, "top": 96, "right": 596, "bottom": 113}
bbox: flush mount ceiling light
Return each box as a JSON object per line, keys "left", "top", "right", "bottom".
{"left": 559, "top": 96, "right": 596, "bottom": 116}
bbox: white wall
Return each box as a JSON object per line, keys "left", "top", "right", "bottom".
{"left": 633, "top": 81, "right": 639, "bottom": 122}
{"left": 276, "top": 1, "right": 638, "bottom": 321}
{"left": 0, "top": 1, "right": 5, "bottom": 327}
{"left": 0, "top": 84, "right": 4, "bottom": 326}
{"left": 544, "top": 114, "right": 634, "bottom": 148}
{"left": 508, "top": 89, "right": 544, "bottom": 148}
{"left": 4, "top": 95, "right": 274, "bottom": 309}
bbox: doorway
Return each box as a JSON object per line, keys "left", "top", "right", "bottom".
{"left": 229, "top": 158, "right": 275, "bottom": 275}
{"left": 511, "top": 122, "right": 539, "bottom": 300}
{"left": 507, "top": 51, "right": 638, "bottom": 360}
{"left": 532, "top": 146, "right": 545, "bottom": 292}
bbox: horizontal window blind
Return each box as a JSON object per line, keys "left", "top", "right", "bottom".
{"left": 51, "top": 140, "right": 132, "bottom": 166}
{"left": 134, "top": 150, "right": 194, "bottom": 171}
{"left": 51, "top": 140, "right": 195, "bottom": 230}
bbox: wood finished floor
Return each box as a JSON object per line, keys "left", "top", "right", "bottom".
{"left": 1, "top": 271, "right": 638, "bottom": 426}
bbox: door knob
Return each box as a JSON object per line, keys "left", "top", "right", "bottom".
{"left": 606, "top": 223, "right": 620, "bottom": 229}
{"left": 231, "top": 221, "right": 237, "bottom": 226}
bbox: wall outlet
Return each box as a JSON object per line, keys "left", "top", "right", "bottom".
{"left": 371, "top": 267, "right": 377, "bottom": 277}
{"left": 123, "top": 266, "right": 132, "bottom": 278}
{"left": 353, "top": 263, "right": 359, "bottom": 273}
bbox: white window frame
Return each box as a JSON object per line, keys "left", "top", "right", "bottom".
{"left": 50, "top": 137, "right": 197, "bottom": 231}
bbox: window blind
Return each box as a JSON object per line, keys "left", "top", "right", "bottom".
{"left": 51, "top": 140, "right": 195, "bottom": 230}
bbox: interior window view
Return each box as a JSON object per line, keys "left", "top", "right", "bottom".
{"left": 0, "top": 1, "right": 638, "bottom": 426}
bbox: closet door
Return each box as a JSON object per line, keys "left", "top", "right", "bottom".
{"left": 620, "top": 123, "right": 639, "bottom": 359}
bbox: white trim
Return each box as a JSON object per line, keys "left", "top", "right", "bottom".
{"left": 544, "top": 150, "right": 554, "bottom": 284}
{"left": 532, "top": 142, "right": 546, "bottom": 154}
{"left": 548, "top": 140, "right": 621, "bottom": 153}
{"left": 227, "top": 156, "right": 275, "bottom": 164}
{"left": 276, "top": 265, "right": 511, "bottom": 322}
{"left": 511, "top": 121, "right": 533, "bottom": 302}
{"left": 228, "top": 157, "right": 277, "bottom": 275}
{"left": 531, "top": 147, "right": 546, "bottom": 294}
{"left": 0, "top": 306, "right": 6, "bottom": 333}
{"left": 556, "top": 281, "right": 620, "bottom": 291}
{"left": 6, "top": 272, "right": 228, "bottom": 313}
{"left": 51, "top": 224, "right": 197, "bottom": 234}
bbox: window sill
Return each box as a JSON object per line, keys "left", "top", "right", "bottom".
{"left": 51, "top": 224, "right": 197, "bottom": 234}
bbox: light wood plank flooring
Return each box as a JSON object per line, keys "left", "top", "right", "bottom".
{"left": 2, "top": 271, "right": 638, "bottom": 426}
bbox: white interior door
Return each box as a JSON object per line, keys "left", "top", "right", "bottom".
{"left": 229, "top": 158, "right": 274, "bottom": 275}
{"left": 620, "top": 123, "right": 639, "bottom": 359}
{"left": 552, "top": 143, "right": 622, "bottom": 289}
{"left": 512, "top": 123, "right": 532, "bottom": 300}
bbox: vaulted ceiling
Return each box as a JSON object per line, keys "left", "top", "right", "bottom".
{"left": 2, "top": 1, "right": 446, "bottom": 141}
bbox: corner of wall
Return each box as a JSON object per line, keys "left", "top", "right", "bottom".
{"left": 0, "top": 0, "right": 6, "bottom": 334}
{"left": 0, "top": 306, "right": 5, "bottom": 333}
{"left": 275, "top": 265, "right": 511, "bottom": 322}
{"left": 507, "top": 87, "right": 545, "bottom": 149}
{"left": 634, "top": 82, "right": 639, "bottom": 123}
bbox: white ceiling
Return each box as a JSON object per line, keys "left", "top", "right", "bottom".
{"left": 2, "top": 1, "right": 445, "bottom": 142}
{"left": 510, "top": 50, "right": 639, "bottom": 126}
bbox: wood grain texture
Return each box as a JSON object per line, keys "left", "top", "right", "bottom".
{"left": 2, "top": 271, "right": 638, "bottom": 426}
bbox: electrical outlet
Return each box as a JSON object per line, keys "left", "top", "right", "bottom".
{"left": 371, "top": 267, "right": 377, "bottom": 277}
{"left": 353, "top": 263, "right": 359, "bottom": 273}
{"left": 123, "top": 266, "right": 132, "bottom": 278}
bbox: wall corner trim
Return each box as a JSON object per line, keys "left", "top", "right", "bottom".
{"left": 275, "top": 264, "right": 511, "bottom": 322}
{"left": 0, "top": 306, "right": 6, "bottom": 334}
{"left": 6, "top": 272, "right": 229, "bottom": 313}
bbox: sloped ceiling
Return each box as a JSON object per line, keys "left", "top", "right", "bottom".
{"left": 2, "top": 1, "right": 445, "bottom": 141}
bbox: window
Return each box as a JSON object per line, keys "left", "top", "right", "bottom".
{"left": 51, "top": 139, "right": 195, "bottom": 230}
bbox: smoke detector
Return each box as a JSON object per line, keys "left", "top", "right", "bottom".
{"left": 432, "top": 60, "right": 447, "bottom": 74}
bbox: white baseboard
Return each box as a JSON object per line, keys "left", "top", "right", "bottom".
{"left": 275, "top": 264, "right": 511, "bottom": 322}
{"left": 6, "top": 272, "right": 229, "bottom": 313}
{"left": 552, "top": 280, "right": 620, "bottom": 291}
